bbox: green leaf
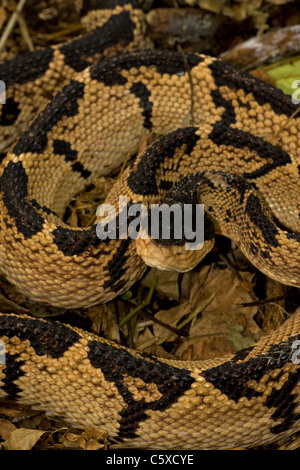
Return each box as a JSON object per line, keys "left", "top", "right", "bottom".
{"left": 266, "top": 58, "right": 300, "bottom": 96}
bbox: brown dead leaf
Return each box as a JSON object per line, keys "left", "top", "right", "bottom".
{"left": 0, "top": 418, "right": 17, "bottom": 441}
{"left": 62, "top": 428, "right": 108, "bottom": 450}
{"left": 146, "top": 7, "right": 217, "bottom": 49}
{"left": 0, "top": 291, "right": 29, "bottom": 314}
{"left": 153, "top": 301, "right": 192, "bottom": 343}
{"left": 177, "top": 264, "right": 259, "bottom": 359}
{"left": 134, "top": 325, "right": 157, "bottom": 352}
{"left": 221, "top": 25, "right": 300, "bottom": 70}
{"left": 262, "top": 279, "right": 287, "bottom": 331}
{"left": 179, "top": 335, "right": 232, "bottom": 361}
{"left": 227, "top": 324, "right": 259, "bottom": 351}
{"left": 3, "top": 428, "right": 46, "bottom": 450}
{"left": 0, "top": 6, "right": 7, "bottom": 30}
{"left": 142, "top": 263, "right": 260, "bottom": 361}
{"left": 86, "top": 303, "right": 121, "bottom": 344}
{"left": 142, "top": 268, "right": 180, "bottom": 301}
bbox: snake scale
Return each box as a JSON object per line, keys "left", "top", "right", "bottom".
{"left": 0, "top": 0, "right": 299, "bottom": 449}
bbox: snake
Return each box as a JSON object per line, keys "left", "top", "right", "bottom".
{"left": 0, "top": 0, "right": 299, "bottom": 450}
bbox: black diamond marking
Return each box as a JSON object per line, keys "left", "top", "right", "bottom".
{"left": 2, "top": 352, "right": 25, "bottom": 400}
{"left": 52, "top": 140, "right": 91, "bottom": 178}
{"left": 201, "top": 334, "right": 300, "bottom": 434}
{"left": 0, "top": 314, "right": 81, "bottom": 358}
{"left": 210, "top": 88, "right": 236, "bottom": 125}
{"left": 103, "top": 238, "right": 132, "bottom": 293}
{"left": 31, "top": 198, "right": 57, "bottom": 217}
{"left": 0, "top": 48, "right": 54, "bottom": 88}
{"left": 159, "top": 180, "right": 173, "bottom": 191}
{"left": 249, "top": 242, "right": 258, "bottom": 256}
{"left": 88, "top": 339, "right": 195, "bottom": 440}
{"left": 154, "top": 173, "right": 216, "bottom": 246}
{"left": 261, "top": 249, "right": 272, "bottom": 260}
{"left": 209, "top": 171, "right": 249, "bottom": 204}
{"left": 71, "top": 161, "right": 91, "bottom": 179}
{"left": 286, "top": 231, "right": 300, "bottom": 242}
{"left": 209, "top": 122, "right": 291, "bottom": 179}
{"left": 267, "top": 369, "right": 300, "bottom": 434}
{"left": 53, "top": 201, "right": 137, "bottom": 258}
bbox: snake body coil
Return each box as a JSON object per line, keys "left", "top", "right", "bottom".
{"left": 0, "top": 0, "right": 299, "bottom": 449}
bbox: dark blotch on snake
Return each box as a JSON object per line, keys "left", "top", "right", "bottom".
{"left": 245, "top": 193, "right": 279, "bottom": 248}
{"left": 52, "top": 225, "right": 102, "bottom": 256}
{"left": 209, "top": 59, "right": 299, "bottom": 117}
{"left": 127, "top": 127, "right": 200, "bottom": 196}
{"left": 60, "top": 10, "right": 136, "bottom": 72}
{"left": 130, "top": 82, "right": 153, "bottom": 129}
{"left": 209, "top": 122, "right": 291, "bottom": 179}
{"left": 90, "top": 50, "right": 203, "bottom": 87}
{"left": 13, "top": 80, "right": 85, "bottom": 156}
{"left": 0, "top": 161, "right": 45, "bottom": 239}
{"left": 0, "top": 97, "right": 21, "bottom": 126}
{"left": 0, "top": 314, "right": 81, "bottom": 358}
{"left": 0, "top": 48, "right": 54, "bottom": 88}
{"left": 88, "top": 338, "right": 195, "bottom": 440}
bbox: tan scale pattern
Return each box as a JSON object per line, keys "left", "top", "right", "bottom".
{"left": 0, "top": 312, "right": 299, "bottom": 449}
{"left": 0, "top": 0, "right": 299, "bottom": 450}
{"left": 0, "top": 2, "right": 147, "bottom": 154}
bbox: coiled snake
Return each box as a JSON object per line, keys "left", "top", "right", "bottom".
{"left": 0, "top": 0, "right": 299, "bottom": 449}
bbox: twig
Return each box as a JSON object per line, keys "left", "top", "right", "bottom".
{"left": 17, "top": 12, "right": 34, "bottom": 52}
{"left": 272, "top": 105, "right": 300, "bottom": 143}
{"left": 238, "top": 293, "right": 295, "bottom": 307}
{"left": 0, "top": 0, "right": 28, "bottom": 53}
{"left": 141, "top": 310, "right": 189, "bottom": 337}
{"left": 176, "top": 43, "right": 195, "bottom": 126}
{"left": 119, "top": 276, "right": 157, "bottom": 328}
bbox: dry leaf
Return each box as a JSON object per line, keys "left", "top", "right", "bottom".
{"left": 153, "top": 301, "right": 192, "bottom": 343}
{"left": 3, "top": 428, "right": 46, "bottom": 450}
{"left": 62, "top": 428, "right": 108, "bottom": 450}
{"left": 134, "top": 325, "right": 157, "bottom": 351}
{"left": 146, "top": 7, "right": 217, "bottom": 48}
{"left": 147, "top": 263, "right": 259, "bottom": 360}
{"left": 0, "top": 418, "right": 17, "bottom": 441}
{"left": 0, "top": 6, "right": 7, "bottom": 30}
{"left": 227, "top": 324, "right": 259, "bottom": 351}
{"left": 178, "top": 265, "right": 259, "bottom": 359}
{"left": 221, "top": 25, "right": 300, "bottom": 70}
